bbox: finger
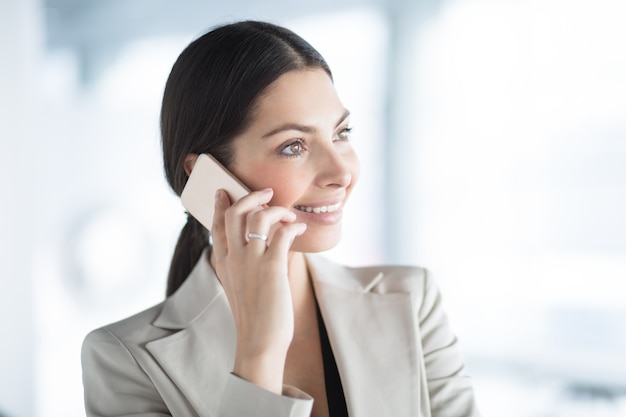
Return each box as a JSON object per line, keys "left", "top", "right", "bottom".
{"left": 224, "top": 188, "right": 274, "bottom": 251}
{"left": 211, "top": 189, "right": 231, "bottom": 259}
{"left": 265, "top": 223, "right": 307, "bottom": 260}
{"left": 245, "top": 206, "right": 297, "bottom": 254}
{"left": 246, "top": 206, "right": 296, "bottom": 237}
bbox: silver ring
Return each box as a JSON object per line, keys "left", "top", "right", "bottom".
{"left": 247, "top": 232, "right": 268, "bottom": 242}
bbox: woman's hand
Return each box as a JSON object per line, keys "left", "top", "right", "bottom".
{"left": 210, "top": 188, "right": 306, "bottom": 394}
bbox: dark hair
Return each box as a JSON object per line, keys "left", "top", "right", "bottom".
{"left": 161, "top": 21, "right": 332, "bottom": 296}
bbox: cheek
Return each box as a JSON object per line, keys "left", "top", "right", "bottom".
{"left": 269, "top": 179, "right": 302, "bottom": 208}
{"left": 236, "top": 163, "right": 303, "bottom": 207}
{"left": 347, "top": 149, "right": 361, "bottom": 188}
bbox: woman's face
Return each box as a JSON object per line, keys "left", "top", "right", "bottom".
{"left": 229, "top": 68, "right": 360, "bottom": 252}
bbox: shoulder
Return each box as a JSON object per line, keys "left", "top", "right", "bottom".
{"left": 307, "top": 253, "right": 433, "bottom": 295}
{"left": 308, "top": 254, "right": 447, "bottom": 325}
{"left": 83, "top": 301, "right": 168, "bottom": 355}
{"left": 81, "top": 302, "right": 174, "bottom": 415}
{"left": 81, "top": 301, "right": 173, "bottom": 395}
{"left": 348, "top": 263, "right": 431, "bottom": 292}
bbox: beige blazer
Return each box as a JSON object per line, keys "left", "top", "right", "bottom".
{"left": 82, "top": 252, "right": 480, "bottom": 417}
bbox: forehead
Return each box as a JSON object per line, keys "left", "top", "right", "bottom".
{"left": 248, "top": 69, "right": 346, "bottom": 130}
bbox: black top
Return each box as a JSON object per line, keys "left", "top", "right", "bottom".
{"left": 317, "top": 306, "right": 349, "bottom": 417}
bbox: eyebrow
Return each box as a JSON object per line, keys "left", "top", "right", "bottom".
{"left": 261, "top": 109, "right": 351, "bottom": 139}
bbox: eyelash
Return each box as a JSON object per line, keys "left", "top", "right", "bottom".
{"left": 279, "top": 126, "right": 354, "bottom": 158}
{"left": 334, "top": 126, "right": 353, "bottom": 142}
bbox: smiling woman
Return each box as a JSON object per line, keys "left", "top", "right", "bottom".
{"left": 81, "top": 20, "right": 480, "bottom": 417}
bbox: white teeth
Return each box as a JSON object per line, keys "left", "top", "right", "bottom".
{"left": 295, "top": 202, "right": 342, "bottom": 214}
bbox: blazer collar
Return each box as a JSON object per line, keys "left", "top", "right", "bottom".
{"left": 151, "top": 251, "right": 375, "bottom": 330}
{"left": 152, "top": 249, "right": 223, "bottom": 330}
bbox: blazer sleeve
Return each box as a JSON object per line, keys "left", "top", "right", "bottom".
{"left": 418, "top": 269, "right": 481, "bottom": 417}
{"left": 219, "top": 374, "right": 313, "bottom": 416}
{"left": 82, "top": 328, "right": 313, "bottom": 417}
{"left": 82, "top": 328, "right": 171, "bottom": 417}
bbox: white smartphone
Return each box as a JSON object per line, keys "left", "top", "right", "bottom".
{"left": 181, "top": 153, "right": 250, "bottom": 229}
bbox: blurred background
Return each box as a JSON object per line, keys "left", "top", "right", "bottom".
{"left": 2, "top": 0, "right": 626, "bottom": 415}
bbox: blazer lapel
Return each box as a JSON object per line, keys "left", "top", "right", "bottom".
{"left": 307, "top": 255, "right": 424, "bottom": 417}
{"left": 143, "top": 251, "right": 424, "bottom": 416}
{"left": 146, "top": 251, "right": 237, "bottom": 415}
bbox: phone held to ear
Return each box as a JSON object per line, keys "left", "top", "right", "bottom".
{"left": 181, "top": 153, "right": 250, "bottom": 229}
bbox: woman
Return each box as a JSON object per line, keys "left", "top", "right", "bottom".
{"left": 82, "top": 20, "right": 480, "bottom": 417}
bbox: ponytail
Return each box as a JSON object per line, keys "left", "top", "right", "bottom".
{"left": 166, "top": 216, "right": 209, "bottom": 296}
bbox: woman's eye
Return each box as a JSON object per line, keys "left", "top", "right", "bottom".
{"left": 333, "top": 127, "right": 353, "bottom": 142}
{"left": 281, "top": 140, "right": 304, "bottom": 156}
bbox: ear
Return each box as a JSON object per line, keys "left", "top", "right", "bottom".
{"left": 183, "top": 153, "right": 199, "bottom": 176}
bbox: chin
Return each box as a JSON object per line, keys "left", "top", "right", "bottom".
{"left": 290, "top": 227, "right": 342, "bottom": 253}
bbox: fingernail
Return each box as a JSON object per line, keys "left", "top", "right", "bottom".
{"left": 262, "top": 188, "right": 273, "bottom": 194}
{"left": 215, "top": 189, "right": 222, "bottom": 202}
{"left": 297, "top": 223, "right": 307, "bottom": 235}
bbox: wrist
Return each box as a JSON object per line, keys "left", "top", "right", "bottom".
{"left": 233, "top": 348, "right": 288, "bottom": 394}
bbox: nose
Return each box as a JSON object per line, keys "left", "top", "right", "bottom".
{"left": 315, "top": 145, "right": 354, "bottom": 189}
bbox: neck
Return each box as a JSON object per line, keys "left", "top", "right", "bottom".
{"left": 287, "top": 251, "right": 309, "bottom": 294}
{"left": 287, "top": 251, "right": 320, "bottom": 346}
{"left": 209, "top": 248, "right": 313, "bottom": 315}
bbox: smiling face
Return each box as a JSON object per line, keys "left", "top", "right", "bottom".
{"left": 228, "top": 69, "right": 360, "bottom": 252}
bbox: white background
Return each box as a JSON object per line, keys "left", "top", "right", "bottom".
{"left": 1, "top": 0, "right": 625, "bottom": 416}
